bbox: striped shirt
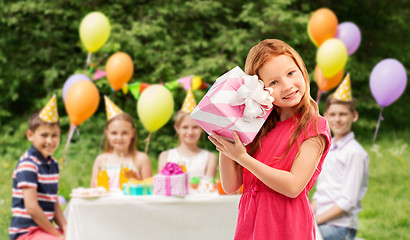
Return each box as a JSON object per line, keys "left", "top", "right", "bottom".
{"left": 9, "top": 145, "right": 60, "bottom": 240}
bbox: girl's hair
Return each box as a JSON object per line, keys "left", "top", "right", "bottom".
{"left": 173, "top": 111, "right": 191, "bottom": 128}
{"left": 245, "top": 39, "right": 320, "bottom": 156}
{"left": 104, "top": 113, "right": 138, "bottom": 157}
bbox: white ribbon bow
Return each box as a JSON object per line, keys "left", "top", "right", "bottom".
{"left": 230, "top": 75, "right": 274, "bottom": 122}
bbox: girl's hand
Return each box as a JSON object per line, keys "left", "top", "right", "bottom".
{"left": 125, "top": 170, "right": 141, "bottom": 181}
{"left": 208, "top": 131, "right": 247, "bottom": 163}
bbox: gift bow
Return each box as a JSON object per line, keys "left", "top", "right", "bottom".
{"left": 161, "top": 162, "right": 183, "bottom": 175}
{"left": 230, "top": 75, "right": 274, "bottom": 122}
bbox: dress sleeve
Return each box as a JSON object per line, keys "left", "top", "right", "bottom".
{"left": 298, "top": 116, "right": 332, "bottom": 168}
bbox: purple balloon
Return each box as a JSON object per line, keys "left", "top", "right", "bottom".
{"left": 62, "top": 74, "right": 91, "bottom": 102}
{"left": 58, "top": 195, "right": 67, "bottom": 205}
{"left": 370, "top": 59, "right": 407, "bottom": 107}
{"left": 335, "top": 22, "right": 361, "bottom": 56}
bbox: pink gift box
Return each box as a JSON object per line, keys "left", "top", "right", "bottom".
{"left": 153, "top": 173, "right": 188, "bottom": 197}
{"left": 190, "top": 66, "right": 273, "bottom": 145}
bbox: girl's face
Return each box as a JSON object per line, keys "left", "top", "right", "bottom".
{"left": 106, "top": 119, "right": 135, "bottom": 153}
{"left": 259, "top": 54, "right": 306, "bottom": 110}
{"left": 175, "top": 115, "right": 202, "bottom": 145}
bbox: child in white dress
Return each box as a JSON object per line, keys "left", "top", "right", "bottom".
{"left": 158, "top": 90, "right": 217, "bottom": 179}
{"left": 91, "top": 97, "right": 152, "bottom": 190}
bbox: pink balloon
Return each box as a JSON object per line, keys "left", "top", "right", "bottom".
{"left": 370, "top": 59, "right": 407, "bottom": 107}
{"left": 335, "top": 22, "right": 361, "bottom": 55}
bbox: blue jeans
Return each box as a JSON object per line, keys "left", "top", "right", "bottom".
{"left": 319, "top": 224, "right": 357, "bottom": 240}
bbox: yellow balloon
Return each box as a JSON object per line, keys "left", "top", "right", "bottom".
{"left": 79, "top": 12, "right": 111, "bottom": 53}
{"left": 137, "top": 85, "right": 174, "bottom": 132}
{"left": 316, "top": 38, "right": 348, "bottom": 78}
{"left": 191, "top": 75, "right": 202, "bottom": 90}
{"left": 307, "top": 26, "right": 319, "bottom": 47}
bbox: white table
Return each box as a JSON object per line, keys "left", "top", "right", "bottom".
{"left": 65, "top": 192, "right": 240, "bottom": 240}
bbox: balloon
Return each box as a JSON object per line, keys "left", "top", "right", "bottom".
{"left": 314, "top": 65, "right": 344, "bottom": 92}
{"left": 65, "top": 81, "right": 100, "bottom": 126}
{"left": 307, "top": 26, "right": 318, "bottom": 47}
{"left": 370, "top": 59, "right": 407, "bottom": 107}
{"left": 317, "top": 38, "right": 348, "bottom": 78}
{"left": 62, "top": 74, "right": 91, "bottom": 102}
{"left": 58, "top": 195, "right": 67, "bottom": 205}
{"left": 105, "top": 52, "right": 134, "bottom": 91}
{"left": 308, "top": 8, "right": 338, "bottom": 46}
{"left": 335, "top": 22, "right": 361, "bottom": 55}
{"left": 137, "top": 85, "right": 174, "bottom": 132}
{"left": 79, "top": 12, "right": 111, "bottom": 53}
{"left": 191, "top": 75, "right": 202, "bottom": 90}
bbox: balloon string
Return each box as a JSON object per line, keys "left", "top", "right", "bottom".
{"left": 86, "top": 52, "right": 92, "bottom": 67}
{"left": 372, "top": 107, "right": 384, "bottom": 144}
{"left": 144, "top": 132, "right": 152, "bottom": 154}
{"left": 63, "top": 123, "right": 76, "bottom": 165}
{"left": 316, "top": 90, "right": 323, "bottom": 104}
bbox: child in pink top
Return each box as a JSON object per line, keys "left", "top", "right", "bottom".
{"left": 209, "top": 39, "right": 331, "bottom": 240}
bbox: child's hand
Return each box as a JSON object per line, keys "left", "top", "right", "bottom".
{"left": 125, "top": 170, "right": 141, "bottom": 181}
{"left": 208, "top": 131, "right": 247, "bottom": 163}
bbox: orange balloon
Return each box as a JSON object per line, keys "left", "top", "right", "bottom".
{"left": 314, "top": 65, "right": 344, "bottom": 92}
{"left": 65, "top": 81, "right": 100, "bottom": 126}
{"left": 308, "top": 8, "right": 338, "bottom": 46}
{"left": 105, "top": 52, "right": 134, "bottom": 91}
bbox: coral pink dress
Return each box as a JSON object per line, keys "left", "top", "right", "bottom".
{"left": 235, "top": 115, "right": 331, "bottom": 240}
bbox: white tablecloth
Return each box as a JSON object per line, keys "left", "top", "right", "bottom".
{"left": 65, "top": 192, "right": 240, "bottom": 240}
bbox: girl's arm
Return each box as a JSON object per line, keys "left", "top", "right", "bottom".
{"left": 53, "top": 201, "right": 67, "bottom": 234}
{"left": 138, "top": 152, "right": 152, "bottom": 179}
{"left": 218, "top": 152, "right": 243, "bottom": 194}
{"left": 23, "top": 188, "right": 64, "bottom": 239}
{"left": 204, "top": 152, "right": 218, "bottom": 178}
{"left": 157, "top": 151, "right": 169, "bottom": 173}
{"left": 210, "top": 131, "right": 325, "bottom": 198}
{"left": 90, "top": 155, "right": 104, "bottom": 188}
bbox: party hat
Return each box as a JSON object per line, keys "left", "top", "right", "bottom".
{"left": 104, "top": 96, "right": 123, "bottom": 120}
{"left": 39, "top": 95, "right": 59, "bottom": 123}
{"left": 181, "top": 89, "right": 196, "bottom": 113}
{"left": 333, "top": 73, "right": 352, "bottom": 101}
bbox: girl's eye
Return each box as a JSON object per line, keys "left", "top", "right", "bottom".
{"left": 288, "top": 71, "right": 296, "bottom": 77}
{"left": 270, "top": 80, "right": 278, "bottom": 86}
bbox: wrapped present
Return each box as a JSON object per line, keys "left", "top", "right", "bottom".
{"left": 123, "top": 177, "right": 153, "bottom": 196}
{"left": 153, "top": 162, "right": 188, "bottom": 197}
{"left": 190, "top": 66, "right": 274, "bottom": 145}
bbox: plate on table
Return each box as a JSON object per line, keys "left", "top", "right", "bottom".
{"left": 70, "top": 192, "right": 109, "bottom": 199}
{"left": 70, "top": 187, "right": 109, "bottom": 199}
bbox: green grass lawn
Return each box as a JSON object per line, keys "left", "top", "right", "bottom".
{"left": 1, "top": 127, "right": 409, "bottom": 239}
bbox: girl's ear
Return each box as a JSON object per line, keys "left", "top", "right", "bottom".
{"left": 174, "top": 124, "right": 179, "bottom": 134}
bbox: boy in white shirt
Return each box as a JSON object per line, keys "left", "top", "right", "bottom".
{"left": 312, "top": 76, "right": 369, "bottom": 240}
